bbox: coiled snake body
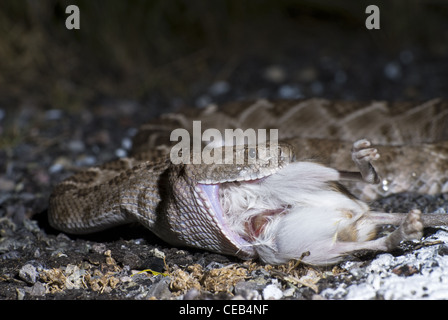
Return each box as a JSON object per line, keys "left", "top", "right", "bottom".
{"left": 49, "top": 98, "right": 448, "bottom": 265}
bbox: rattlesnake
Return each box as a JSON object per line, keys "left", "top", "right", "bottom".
{"left": 48, "top": 98, "right": 448, "bottom": 265}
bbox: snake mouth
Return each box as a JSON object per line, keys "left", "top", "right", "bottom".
{"left": 196, "top": 183, "right": 256, "bottom": 257}
{"left": 197, "top": 177, "right": 288, "bottom": 258}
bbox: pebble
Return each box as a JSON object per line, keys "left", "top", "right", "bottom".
{"left": 25, "top": 281, "right": 46, "bottom": 297}
{"left": 263, "top": 65, "right": 286, "bottom": 83}
{"left": 384, "top": 62, "right": 402, "bottom": 80}
{"left": 205, "top": 261, "right": 226, "bottom": 271}
{"left": 262, "top": 283, "right": 283, "bottom": 300}
{"left": 115, "top": 148, "right": 127, "bottom": 158}
{"left": 149, "top": 248, "right": 166, "bottom": 259}
{"left": 127, "top": 127, "right": 138, "bottom": 137}
{"left": 282, "top": 287, "right": 296, "bottom": 297}
{"left": 209, "top": 81, "right": 230, "bottom": 96}
{"left": 183, "top": 288, "right": 201, "bottom": 300}
{"left": 0, "top": 177, "right": 15, "bottom": 192}
{"left": 121, "top": 137, "right": 133, "bottom": 150}
{"left": 195, "top": 95, "right": 213, "bottom": 108}
{"left": 45, "top": 109, "right": 63, "bottom": 120}
{"left": 65, "top": 264, "right": 86, "bottom": 290}
{"left": 297, "top": 67, "right": 318, "bottom": 83}
{"left": 75, "top": 154, "right": 97, "bottom": 167}
{"left": 117, "top": 100, "right": 139, "bottom": 115}
{"left": 19, "top": 264, "right": 39, "bottom": 284}
{"left": 16, "top": 288, "right": 26, "bottom": 300}
{"left": 67, "top": 140, "right": 85, "bottom": 153}
{"left": 49, "top": 156, "right": 72, "bottom": 173}
{"left": 33, "top": 248, "right": 41, "bottom": 258}
{"left": 234, "top": 281, "right": 262, "bottom": 300}
{"left": 91, "top": 243, "right": 107, "bottom": 254}
{"left": 145, "top": 276, "right": 173, "bottom": 299}
{"left": 278, "top": 84, "right": 303, "bottom": 99}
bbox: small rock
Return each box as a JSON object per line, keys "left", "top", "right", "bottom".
{"left": 25, "top": 281, "right": 46, "bottom": 296}
{"left": 127, "top": 127, "right": 138, "bottom": 137}
{"left": 209, "top": 81, "right": 230, "bottom": 96}
{"left": 68, "top": 140, "right": 85, "bottom": 153}
{"left": 117, "top": 99, "right": 139, "bottom": 115}
{"left": 16, "top": 288, "right": 26, "bottom": 300}
{"left": 205, "top": 261, "right": 226, "bottom": 271}
{"left": 146, "top": 276, "right": 172, "bottom": 299}
{"left": 75, "top": 155, "right": 97, "bottom": 166}
{"left": 23, "top": 219, "right": 41, "bottom": 233}
{"left": 283, "top": 287, "right": 296, "bottom": 297}
{"left": 297, "top": 67, "right": 317, "bottom": 82}
{"left": 33, "top": 248, "right": 41, "bottom": 258}
{"left": 278, "top": 84, "right": 303, "bottom": 99}
{"left": 250, "top": 268, "right": 270, "bottom": 286}
{"left": 49, "top": 156, "right": 72, "bottom": 173}
{"left": 262, "top": 284, "right": 283, "bottom": 300}
{"left": 264, "top": 65, "right": 286, "bottom": 83}
{"left": 32, "top": 168, "right": 50, "bottom": 185}
{"left": 65, "top": 264, "right": 86, "bottom": 289}
{"left": 0, "top": 177, "right": 15, "bottom": 192}
{"left": 115, "top": 148, "right": 127, "bottom": 158}
{"left": 91, "top": 243, "right": 107, "bottom": 255}
{"left": 149, "top": 248, "right": 166, "bottom": 259}
{"left": 45, "top": 109, "right": 63, "bottom": 120}
{"left": 234, "top": 281, "right": 262, "bottom": 300}
{"left": 122, "top": 252, "right": 142, "bottom": 270}
{"left": 195, "top": 95, "right": 213, "bottom": 108}
{"left": 86, "top": 129, "right": 112, "bottom": 145}
{"left": 183, "top": 288, "right": 201, "bottom": 300}
{"left": 384, "top": 62, "right": 402, "bottom": 80}
{"left": 121, "top": 137, "right": 133, "bottom": 150}
{"left": 19, "top": 264, "right": 39, "bottom": 284}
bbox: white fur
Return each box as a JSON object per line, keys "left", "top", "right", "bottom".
{"left": 220, "top": 161, "right": 374, "bottom": 265}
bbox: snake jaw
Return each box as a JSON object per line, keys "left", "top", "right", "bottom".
{"left": 196, "top": 179, "right": 288, "bottom": 259}
{"left": 195, "top": 183, "right": 256, "bottom": 258}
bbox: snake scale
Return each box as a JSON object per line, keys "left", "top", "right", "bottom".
{"left": 48, "top": 98, "right": 448, "bottom": 265}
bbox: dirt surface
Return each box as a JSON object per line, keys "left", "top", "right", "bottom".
{"left": 1, "top": 1, "right": 448, "bottom": 302}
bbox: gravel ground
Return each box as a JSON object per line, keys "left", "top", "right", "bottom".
{"left": 2, "top": 76, "right": 448, "bottom": 301}
{"left": 1, "top": 2, "right": 448, "bottom": 302}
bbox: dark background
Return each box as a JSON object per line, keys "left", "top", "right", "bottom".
{"left": 1, "top": 0, "right": 448, "bottom": 111}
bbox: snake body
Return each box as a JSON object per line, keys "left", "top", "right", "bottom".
{"left": 48, "top": 98, "right": 448, "bottom": 265}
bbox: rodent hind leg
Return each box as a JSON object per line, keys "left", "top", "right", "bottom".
{"left": 333, "top": 209, "right": 424, "bottom": 256}
{"left": 338, "top": 139, "right": 381, "bottom": 184}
